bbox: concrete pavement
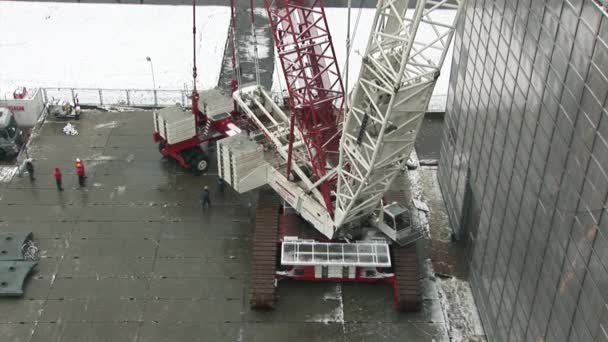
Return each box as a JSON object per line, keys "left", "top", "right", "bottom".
{"left": 0, "top": 110, "right": 448, "bottom": 341}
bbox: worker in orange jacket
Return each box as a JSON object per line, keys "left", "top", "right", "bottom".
{"left": 75, "top": 158, "right": 86, "bottom": 187}
{"left": 53, "top": 167, "right": 63, "bottom": 191}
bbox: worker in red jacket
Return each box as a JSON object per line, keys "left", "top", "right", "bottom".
{"left": 75, "top": 158, "right": 86, "bottom": 187}
{"left": 53, "top": 167, "right": 63, "bottom": 191}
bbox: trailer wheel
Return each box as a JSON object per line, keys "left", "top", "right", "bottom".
{"left": 190, "top": 154, "right": 209, "bottom": 173}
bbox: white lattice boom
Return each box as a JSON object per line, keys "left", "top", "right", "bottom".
{"left": 334, "top": 0, "right": 465, "bottom": 228}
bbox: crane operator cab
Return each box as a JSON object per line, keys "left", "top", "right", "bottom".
{"left": 377, "top": 202, "right": 424, "bottom": 246}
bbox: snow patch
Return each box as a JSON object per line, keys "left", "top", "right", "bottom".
{"left": 310, "top": 284, "right": 344, "bottom": 327}
{"left": 241, "top": 27, "right": 271, "bottom": 61}
{"left": 83, "top": 154, "right": 116, "bottom": 170}
{"left": 406, "top": 150, "right": 431, "bottom": 239}
{"left": 253, "top": 7, "right": 267, "bottom": 17}
{"left": 94, "top": 121, "right": 117, "bottom": 130}
{"left": 116, "top": 185, "right": 126, "bottom": 195}
{"left": 0, "top": 166, "right": 18, "bottom": 183}
{"left": 93, "top": 155, "right": 116, "bottom": 161}
{"left": 0, "top": 2, "right": 230, "bottom": 91}
{"left": 414, "top": 159, "right": 485, "bottom": 341}
{"left": 437, "top": 277, "right": 486, "bottom": 341}
{"left": 62, "top": 123, "right": 78, "bottom": 136}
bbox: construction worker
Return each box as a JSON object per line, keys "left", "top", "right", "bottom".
{"left": 53, "top": 167, "right": 63, "bottom": 191}
{"left": 201, "top": 185, "right": 211, "bottom": 208}
{"left": 218, "top": 178, "right": 225, "bottom": 193}
{"left": 24, "top": 158, "right": 35, "bottom": 181}
{"left": 75, "top": 158, "right": 86, "bottom": 187}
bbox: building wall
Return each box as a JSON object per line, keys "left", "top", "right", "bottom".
{"left": 439, "top": 0, "right": 608, "bottom": 341}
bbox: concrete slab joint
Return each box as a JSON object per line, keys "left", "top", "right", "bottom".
{"left": 0, "top": 232, "right": 38, "bottom": 297}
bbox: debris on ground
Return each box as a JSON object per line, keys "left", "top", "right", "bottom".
{"left": 62, "top": 122, "right": 79, "bottom": 135}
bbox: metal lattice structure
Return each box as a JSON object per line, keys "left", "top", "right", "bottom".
{"left": 334, "top": 0, "right": 465, "bottom": 228}
{"left": 263, "top": 0, "right": 345, "bottom": 215}
{"left": 281, "top": 239, "right": 391, "bottom": 267}
{"left": 230, "top": 0, "right": 464, "bottom": 241}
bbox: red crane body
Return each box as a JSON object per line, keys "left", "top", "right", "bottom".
{"left": 263, "top": 0, "right": 345, "bottom": 215}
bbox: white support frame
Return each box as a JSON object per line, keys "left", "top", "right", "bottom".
{"left": 233, "top": 85, "right": 326, "bottom": 205}
{"left": 281, "top": 238, "right": 391, "bottom": 267}
{"left": 334, "top": 0, "right": 465, "bottom": 228}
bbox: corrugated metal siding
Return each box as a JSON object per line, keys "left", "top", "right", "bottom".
{"left": 439, "top": 1, "right": 608, "bottom": 341}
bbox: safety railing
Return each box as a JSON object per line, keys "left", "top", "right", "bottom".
{"left": 41, "top": 87, "right": 190, "bottom": 108}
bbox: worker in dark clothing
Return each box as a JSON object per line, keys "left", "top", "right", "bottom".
{"left": 24, "top": 159, "right": 35, "bottom": 181}
{"left": 75, "top": 158, "right": 86, "bottom": 187}
{"left": 53, "top": 167, "right": 63, "bottom": 191}
{"left": 218, "top": 178, "right": 225, "bottom": 193}
{"left": 201, "top": 185, "right": 211, "bottom": 208}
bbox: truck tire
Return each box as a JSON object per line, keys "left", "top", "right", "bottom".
{"left": 190, "top": 154, "right": 209, "bottom": 173}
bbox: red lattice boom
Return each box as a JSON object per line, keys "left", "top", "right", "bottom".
{"left": 263, "top": 0, "right": 345, "bottom": 215}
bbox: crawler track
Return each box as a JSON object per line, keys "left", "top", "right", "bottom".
{"left": 386, "top": 175, "right": 422, "bottom": 312}
{"left": 393, "top": 244, "right": 422, "bottom": 311}
{"left": 249, "top": 194, "right": 280, "bottom": 309}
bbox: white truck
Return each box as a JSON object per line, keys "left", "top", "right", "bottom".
{"left": 0, "top": 87, "right": 45, "bottom": 127}
{"left": 0, "top": 108, "right": 24, "bottom": 160}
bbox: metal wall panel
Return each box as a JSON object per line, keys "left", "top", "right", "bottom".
{"left": 439, "top": 1, "right": 608, "bottom": 341}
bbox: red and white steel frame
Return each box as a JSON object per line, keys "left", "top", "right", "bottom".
{"left": 263, "top": 0, "right": 345, "bottom": 215}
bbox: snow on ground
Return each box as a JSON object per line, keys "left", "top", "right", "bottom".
{"left": 412, "top": 159, "right": 483, "bottom": 340}
{"left": 0, "top": 2, "right": 230, "bottom": 92}
{"left": 271, "top": 8, "right": 455, "bottom": 112}
{"left": 0, "top": 166, "right": 18, "bottom": 183}
{"left": 437, "top": 277, "right": 486, "bottom": 341}
{"left": 309, "top": 284, "right": 345, "bottom": 329}
{"left": 94, "top": 121, "right": 118, "bottom": 130}
{"left": 406, "top": 150, "right": 432, "bottom": 238}
{"left": 410, "top": 149, "right": 485, "bottom": 341}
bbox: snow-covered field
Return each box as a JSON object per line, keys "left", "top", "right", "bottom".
{"left": 0, "top": 2, "right": 230, "bottom": 92}
{"left": 271, "top": 7, "right": 455, "bottom": 112}
{"left": 1, "top": 3, "right": 452, "bottom": 111}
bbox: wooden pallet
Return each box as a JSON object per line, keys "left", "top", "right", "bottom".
{"left": 249, "top": 197, "right": 280, "bottom": 309}
{"left": 393, "top": 243, "right": 422, "bottom": 311}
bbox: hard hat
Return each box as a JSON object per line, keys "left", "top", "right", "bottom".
{"left": 76, "top": 158, "right": 81, "bottom": 162}
{"left": 204, "top": 185, "right": 208, "bottom": 190}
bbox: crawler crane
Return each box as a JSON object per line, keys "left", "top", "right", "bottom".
{"left": 218, "top": 0, "right": 464, "bottom": 311}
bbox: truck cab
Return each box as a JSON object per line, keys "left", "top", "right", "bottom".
{"left": 0, "top": 108, "right": 24, "bottom": 159}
